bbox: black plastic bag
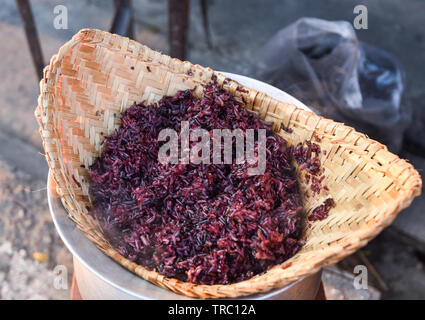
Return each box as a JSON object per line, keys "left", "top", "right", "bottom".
{"left": 252, "top": 17, "right": 410, "bottom": 152}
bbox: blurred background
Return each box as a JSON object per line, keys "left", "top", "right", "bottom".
{"left": 1, "top": 0, "right": 424, "bottom": 299}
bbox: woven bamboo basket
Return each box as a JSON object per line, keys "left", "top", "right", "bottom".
{"left": 35, "top": 29, "right": 421, "bottom": 298}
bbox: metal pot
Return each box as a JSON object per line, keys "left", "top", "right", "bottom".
{"left": 47, "top": 72, "right": 322, "bottom": 300}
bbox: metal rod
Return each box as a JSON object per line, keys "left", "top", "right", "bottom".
{"left": 111, "top": 0, "right": 134, "bottom": 39}
{"left": 16, "top": 0, "right": 44, "bottom": 81}
{"left": 168, "top": 0, "right": 190, "bottom": 60}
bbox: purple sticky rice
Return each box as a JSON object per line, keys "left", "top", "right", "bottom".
{"left": 89, "top": 83, "right": 306, "bottom": 285}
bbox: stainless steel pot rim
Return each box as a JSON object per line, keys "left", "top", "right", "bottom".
{"left": 47, "top": 72, "right": 317, "bottom": 299}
